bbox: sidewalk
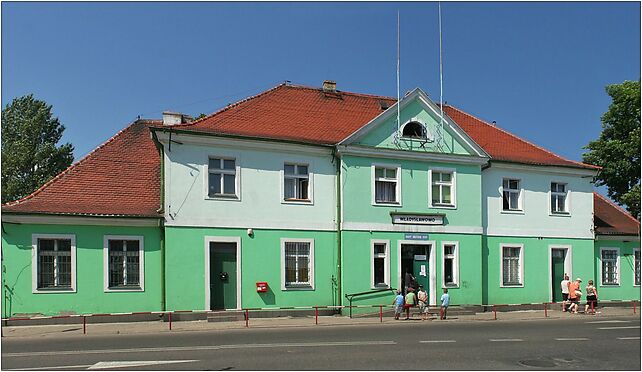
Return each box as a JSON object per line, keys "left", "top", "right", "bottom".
{"left": 2, "top": 306, "right": 639, "bottom": 339}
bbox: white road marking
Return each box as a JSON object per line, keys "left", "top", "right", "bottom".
{"left": 419, "top": 340, "right": 456, "bottom": 343}
{"left": 597, "top": 326, "right": 641, "bottom": 330}
{"left": 617, "top": 336, "right": 641, "bottom": 340}
{"left": 489, "top": 339, "right": 523, "bottom": 342}
{"left": 586, "top": 320, "right": 632, "bottom": 324}
{"left": 2, "top": 341, "right": 396, "bottom": 358}
{"left": 554, "top": 338, "right": 590, "bottom": 341}
{"left": 88, "top": 360, "right": 198, "bottom": 370}
{"left": 6, "top": 365, "right": 92, "bottom": 371}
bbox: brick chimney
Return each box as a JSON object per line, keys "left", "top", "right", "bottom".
{"left": 162, "top": 111, "right": 193, "bottom": 126}
{"left": 322, "top": 80, "right": 337, "bottom": 92}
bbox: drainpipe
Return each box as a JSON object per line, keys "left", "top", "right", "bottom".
{"left": 333, "top": 149, "right": 342, "bottom": 310}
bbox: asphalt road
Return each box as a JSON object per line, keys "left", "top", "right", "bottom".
{"left": 1, "top": 316, "right": 640, "bottom": 370}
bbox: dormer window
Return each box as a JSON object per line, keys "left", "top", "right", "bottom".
{"left": 401, "top": 121, "right": 427, "bottom": 139}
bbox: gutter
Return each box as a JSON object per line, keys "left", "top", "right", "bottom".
{"left": 150, "top": 128, "right": 167, "bottom": 312}
{"left": 333, "top": 149, "right": 342, "bottom": 309}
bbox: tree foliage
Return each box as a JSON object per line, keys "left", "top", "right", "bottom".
{"left": 1, "top": 95, "right": 74, "bottom": 203}
{"left": 583, "top": 80, "right": 641, "bottom": 219}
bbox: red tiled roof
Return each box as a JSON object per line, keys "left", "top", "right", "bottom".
{"left": 171, "top": 83, "right": 396, "bottom": 145}
{"left": 2, "top": 120, "right": 162, "bottom": 217}
{"left": 443, "top": 105, "right": 600, "bottom": 170}
{"left": 593, "top": 192, "right": 640, "bottom": 236}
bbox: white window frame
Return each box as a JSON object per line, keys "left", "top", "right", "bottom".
{"left": 549, "top": 181, "right": 571, "bottom": 216}
{"left": 634, "top": 248, "right": 641, "bottom": 287}
{"left": 371, "top": 163, "right": 402, "bottom": 206}
{"left": 103, "top": 235, "right": 145, "bottom": 292}
{"left": 280, "top": 238, "right": 315, "bottom": 290}
{"left": 499, "top": 243, "right": 524, "bottom": 287}
{"left": 281, "top": 162, "right": 314, "bottom": 205}
{"left": 441, "top": 241, "right": 460, "bottom": 288}
{"left": 429, "top": 168, "right": 457, "bottom": 209}
{"left": 31, "top": 234, "right": 77, "bottom": 293}
{"left": 205, "top": 156, "right": 241, "bottom": 201}
{"left": 600, "top": 247, "right": 620, "bottom": 286}
{"left": 371, "top": 239, "right": 390, "bottom": 289}
{"left": 501, "top": 178, "right": 524, "bottom": 213}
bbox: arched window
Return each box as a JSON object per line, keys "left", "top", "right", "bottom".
{"left": 401, "top": 121, "right": 426, "bottom": 139}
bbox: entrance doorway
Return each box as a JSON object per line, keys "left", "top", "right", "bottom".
{"left": 549, "top": 246, "right": 572, "bottom": 302}
{"left": 399, "top": 242, "right": 435, "bottom": 305}
{"left": 207, "top": 240, "right": 239, "bottom": 310}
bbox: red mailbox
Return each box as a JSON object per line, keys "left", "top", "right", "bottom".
{"left": 256, "top": 282, "right": 268, "bottom": 292}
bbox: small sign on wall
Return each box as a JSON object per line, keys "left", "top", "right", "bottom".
{"left": 404, "top": 233, "right": 429, "bottom": 240}
{"left": 392, "top": 213, "right": 444, "bottom": 225}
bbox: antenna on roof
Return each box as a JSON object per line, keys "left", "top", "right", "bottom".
{"left": 434, "top": 2, "right": 446, "bottom": 152}
{"left": 394, "top": 9, "right": 401, "bottom": 147}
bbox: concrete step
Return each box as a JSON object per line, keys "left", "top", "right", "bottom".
{"left": 207, "top": 311, "right": 246, "bottom": 323}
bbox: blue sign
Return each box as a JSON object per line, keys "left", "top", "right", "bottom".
{"left": 404, "top": 234, "right": 429, "bottom": 240}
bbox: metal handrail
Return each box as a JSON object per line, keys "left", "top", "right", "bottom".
{"left": 345, "top": 288, "right": 397, "bottom": 318}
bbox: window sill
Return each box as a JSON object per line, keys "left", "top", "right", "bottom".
{"left": 205, "top": 195, "right": 240, "bottom": 202}
{"left": 600, "top": 283, "right": 620, "bottom": 287}
{"left": 550, "top": 212, "right": 571, "bottom": 217}
{"left": 105, "top": 287, "right": 144, "bottom": 292}
{"left": 282, "top": 199, "right": 313, "bottom": 205}
{"left": 283, "top": 285, "right": 314, "bottom": 291}
{"left": 33, "top": 288, "right": 76, "bottom": 294}
{"left": 443, "top": 283, "right": 459, "bottom": 288}
{"left": 501, "top": 210, "right": 524, "bottom": 215}
{"left": 500, "top": 284, "right": 524, "bottom": 288}
{"left": 371, "top": 285, "right": 391, "bottom": 290}
{"left": 430, "top": 204, "right": 457, "bottom": 210}
{"left": 373, "top": 202, "right": 402, "bottom": 207}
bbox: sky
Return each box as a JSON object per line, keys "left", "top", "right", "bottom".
{"left": 2, "top": 2, "right": 640, "bottom": 172}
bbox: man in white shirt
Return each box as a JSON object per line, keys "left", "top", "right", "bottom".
{"left": 560, "top": 274, "right": 570, "bottom": 312}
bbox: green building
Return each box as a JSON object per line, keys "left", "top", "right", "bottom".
{"left": 2, "top": 81, "right": 639, "bottom": 317}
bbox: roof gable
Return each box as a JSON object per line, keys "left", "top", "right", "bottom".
{"left": 2, "top": 120, "right": 162, "bottom": 217}
{"left": 340, "top": 88, "right": 489, "bottom": 158}
{"left": 593, "top": 192, "right": 640, "bottom": 236}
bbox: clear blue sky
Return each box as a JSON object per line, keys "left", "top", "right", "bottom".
{"left": 3, "top": 2, "right": 640, "bottom": 167}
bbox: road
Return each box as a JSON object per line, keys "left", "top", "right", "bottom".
{"left": 1, "top": 315, "right": 640, "bottom": 370}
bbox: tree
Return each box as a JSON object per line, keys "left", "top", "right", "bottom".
{"left": 1, "top": 95, "right": 74, "bottom": 203}
{"left": 583, "top": 80, "right": 641, "bottom": 219}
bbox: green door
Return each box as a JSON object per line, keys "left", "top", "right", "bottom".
{"left": 551, "top": 249, "right": 566, "bottom": 303}
{"left": 413, "top": 256, "right": 429, "bottom": 295}
{"left": 210, "top": 243, "right": 237, "bottom": 310}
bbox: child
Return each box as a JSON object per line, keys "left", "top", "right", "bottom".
{"left": 404, "top": 287, "right": 417, "bottom": 320}
{"left": 440, "top": 288, "right": 450, "bottom": 320}
{"left": 417, "top": 285, "right": 428, "bottom": 320}
{"left": 393, "top": 290, "right": 404, "bottom": 320}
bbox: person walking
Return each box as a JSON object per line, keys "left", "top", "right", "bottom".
{"left": 560, "top": 274, "right": 570, "bottom": 312}
{"left": 440, "top": 288, "right": 450, "bottom": 320}
{"left": 404, "top": 287, "right": 417, "bottom": 320}
{"left": 568, "top": 278, "right": 582, "bottom": 314}
{"left": 393, "top": 290, "right": 404, "bottom": 320}
{"left": 417, "top": 285, "right": 428, "bottom": 320}
{"left": 584, "top": 280, "right": 598, "bottom": 315}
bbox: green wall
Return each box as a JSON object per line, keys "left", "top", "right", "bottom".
{"left": 341, "top": 155, "right": 482, "bottom": 227}
{"left": 164, "top": 226, "right": 338, "bottom": 311}
{"left": 341, "top": 231, "right": 483, "bottom": 314}
{"left": 594, "top": 239, "right": 641, "bottom": 301}
{"left": 483, "top": 236, "right": 595, "bottom": 305}
{"left": 1, "top": 222, "right": 162, "bottom": 317}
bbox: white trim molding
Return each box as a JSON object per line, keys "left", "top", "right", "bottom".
{"left": 4, "top": 214, "right": 160, "bottom": 227}
{"left": 337, "top": 145, "right": 488, "bottom": 166}
{"left": 103, "top": 235, "right": 145, "bottom": 292}
{"left": 204, "top": 236, "right": 242, "bottom": 310}
{"left": 166, "top": 218, "right": 337, "bottom": 232}
{"left": 342, "top": 222, "right": 482, "bottom": 235}
{"left": 441, "top": 241, "right": 460, "bottom": 288}
{"left": 489, "top": 161, "right": 598, "bottom": 177}
{"left": 371, "top": 239, "right": 391, "bottom": 289}
{"left": 31, "top": 234, "right": 77, "bottom": 294}
{"left": 547, "top": 245, "right": 573, "bottom": 301}
{"left": 428, "top": 167, "right": 457, "bottom": 209}
{"left": 499, "top": 243, "right": 524, "bottom": 288}
{"left": 280, "top": 238, "right": 315, "bottom": 291}
{"left": 599, "top": 246, "right": 621, "bottom": 287}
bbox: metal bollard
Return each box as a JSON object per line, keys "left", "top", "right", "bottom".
{"left": 544, "top": 302, "right": 548, "bottom": 318}
{"left": 591, "top": 300, "right": 595, "bottom": 315}
{"left": 315, "top": 307, "right": 318, "bottom": 325}
{"left": 168, "top": 312, "right": 172, "bottom": 331}
{"left": 634, "top": 301, "right": 637, "bottom": 315}
{"left": 245, "top": 309, "right": 249, "bottom": 328}
{"left": 493, "top": 305, "right": 497, "bottom": 320}
{"left": 379, "top": 305, "right": 383, "bottom": 323}
{"left": 83, "top": 316, "right": 86, "bottom": 334}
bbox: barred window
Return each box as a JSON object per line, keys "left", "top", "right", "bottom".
{"left": 601, "top": 249, "right": 619, "bottom": 285}
{"left": 108, "top": 239, "right": 141, "bottom": 289}
{"left": 635, "top": 250, "right": 640, "bottom": 286}
{"left": 502, "top": 246, "right": 522, "bottom": 286}
{"left": 37, "top": 238, "right": 72, "bottom": 289}
{"left": 283, "top": 241, "right": 312, "bottom": 288}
